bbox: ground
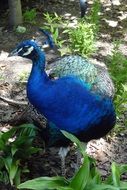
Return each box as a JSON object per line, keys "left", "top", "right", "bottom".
{"left": 0, "top": 0, "right": 127, "bottom": 189}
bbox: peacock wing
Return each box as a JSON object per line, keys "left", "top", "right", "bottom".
{"left": 46, "top": 55, "right": 115, "bottom": 98}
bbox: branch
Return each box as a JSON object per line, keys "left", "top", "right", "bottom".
{"left": 0, "top": 96, "right": 28, "bottom": 106}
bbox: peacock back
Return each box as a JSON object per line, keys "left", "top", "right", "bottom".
{"left": 47, "top": 55, "right": 115, "bottom": 98}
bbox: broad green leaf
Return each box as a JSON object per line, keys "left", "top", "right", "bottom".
{"left": 111, "top": 162, "right": 120, "bottom": 187}
{"left": 58, "top": 188, "right": 73, "bottom": 190}
{"left": 14, "top": 168, "right": 21, "bottom": 186}
{"left": 18, "top": 176, "right": 70, "bottom": 190}
{"left": 4, "top": 157, "right": 20, "bottom": 185}
{"left": 4, "top": 156, "right": 12, "bottom": 172}
{"left": 61, "top": 130, "right": 86, "bottom": 156}
{"left": 69, "top": 156, "right": 90, "bottom": 190}
{"left": 91, "top": 173, "right": 102, "bottom": 184}
{"left": 120, "top": 181, "right": 127, "bottom": 189}
{"left": 90, "top": 184, "right": 120, "bottom": 190}
{"left": 0, "top": 139, "right": 5, "bottom": 150}
{"left": 9, "top": 160, "right": 20, "bottom": 185}
{"left": 11, "top": 146, "right": 18, "bottom": 156}
{"left": 18, "top": 124, "right": 36, "bottom": 130}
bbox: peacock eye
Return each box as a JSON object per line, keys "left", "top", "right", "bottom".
{"left": 23, "top": 46, "right": 29, "bottom": 52}
{"left": 17, "top": 45, "right": 34, "bottom": 56}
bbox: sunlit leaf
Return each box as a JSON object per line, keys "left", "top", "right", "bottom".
{"left": 18, "top": 176, "right": 70, "bottom": 190}
{"left": 111, "top": 162, "right": 120, "bottom": 187}
{"left": 69, "top": 156, "right": 90, "bottom": 190}
{"left": 61, "top": 130, "right": 86, "bottom": 156}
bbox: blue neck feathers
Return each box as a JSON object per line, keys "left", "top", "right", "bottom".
{"left": 29, "top": 48, "right": 49, "bottom": 82}
{"left": 27, "top": 48, "right": 50, "bottom": 105}
{"left": 32, "top": 48, "right": 46, "bottom": 71}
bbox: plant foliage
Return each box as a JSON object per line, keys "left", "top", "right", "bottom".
{"left": 0, "top": 124, "right": 40, "bottom": 186}
{"left": 107, "top": 41, "right": 127, "bottom": 124}
{"left": 23, "top": 9, "right": 37, "bottom": 23}
{"left": 18, "top": 131, "right": 127, "bottom": 190}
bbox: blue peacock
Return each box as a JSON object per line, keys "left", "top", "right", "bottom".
{"left": 41, "top": 0, "right": 88, "bottom": 18}
{"left": 9, "top": 38, "right": 116, "bottom": 173}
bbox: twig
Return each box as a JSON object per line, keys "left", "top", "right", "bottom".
{"left": 0, "top": 96, "right": 28, "bottom": 106}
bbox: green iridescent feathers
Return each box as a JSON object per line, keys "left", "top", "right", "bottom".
{"left": 47, "top": 55, "right": 115, "bottom": 98}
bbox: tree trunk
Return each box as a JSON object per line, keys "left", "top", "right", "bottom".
{"left": 8, "top": 0, "right": 23, "bottom": 26}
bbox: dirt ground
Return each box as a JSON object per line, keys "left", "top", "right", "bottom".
{"left": 0, "top": 0, "right": 127, "bottom": 189}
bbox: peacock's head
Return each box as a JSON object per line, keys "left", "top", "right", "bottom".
{"left": 9, "top": 40, "right": 43, "bottom": 61}
{"left": 39, "top": 28, "right": 54, "bottom": 49}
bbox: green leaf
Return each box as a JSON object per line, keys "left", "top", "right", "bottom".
{"left": 90, "top": 184, "right": 119, "bottom": 190}
{"left": 111, "top": 162, "right": 120, "bottom": 187}
{"left": 120, "top": 181, "right": 127, "bottom": 189}
{"left": 11, "top": 146, "right": 18, "bottom": 156}
{"left": 9, "top": 160, "right": 20, "bottom": 185}
{"left": 4, "top": 156, "right": 12, "bottom": 172}
{"left": 14, "top": 168, "right": 21, "bottom": 186}
{"left": 69, "top": 156, "right": 90, "bottom": 190}
{"left": 119, "top": 164, "right": 127, "bottom": 175}
{"left": 18, "top": 124, "right": 36, "bottom": 134}
{"left": 122, "top": 84, "right": 127, "bottom": 92}
{"left": 18, "top": 176, "right": 71, "bottom": 190}
{"left": 58, "top": 188, "right": 73, "bottom": 190}
{"left": 4, "top": 157, "right": 20, "bottom": 185}
{"left": 0, "top": 139, "right": 5, "bottom": 150}
{"left": 54, "top": 28, "right": 59, "bottom": 40}
{"left": 61, "top": 130, "right": 86, "bottom": 157}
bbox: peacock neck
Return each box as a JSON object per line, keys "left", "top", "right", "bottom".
{"left": 32, "top": 49, "right": 45, "bottom": 70}
{"left": 30, "top": 49, "right": 49, "bottom": 81}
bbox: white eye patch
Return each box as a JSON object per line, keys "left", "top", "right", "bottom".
{"left": 17, "top": 47, "right": 23, "bottom": 53}
{"left": 23, "top": 46, "right": 34, "bottom": 56}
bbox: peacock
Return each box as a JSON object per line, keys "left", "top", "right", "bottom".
{"left": 79, "top": 0, "right": 88, "bottom": 18}
{"left": 9, "top": 39, "right": 116, "bottom": 175}
{"left": 41, "top": 0, "right": 88, "bottom": 18}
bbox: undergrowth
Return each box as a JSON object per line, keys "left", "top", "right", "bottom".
{"left": 17, "top": 131, "right": 127, "bottom": 190}
{"left": 107, "top": 41, "right": 127, "bottom": 128}
{"left": 23, "top": 8, "right": 37, "bottom": 24}
{"left": 43, "top": 0, "right": 101, "bottom": 57}
{"left": 0, "top": 124, "right": 40, "bottom": 186}
{"left": 43, "top": 12, "right": 97, "bottom": 57}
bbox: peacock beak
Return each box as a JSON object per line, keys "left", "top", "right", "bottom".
{"left": 8, "top": 49, "right": 18, "bottom": 57}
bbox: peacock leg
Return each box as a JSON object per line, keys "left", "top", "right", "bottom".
{"left": 58, "top": 146, "right": 70, "bottom": 176}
